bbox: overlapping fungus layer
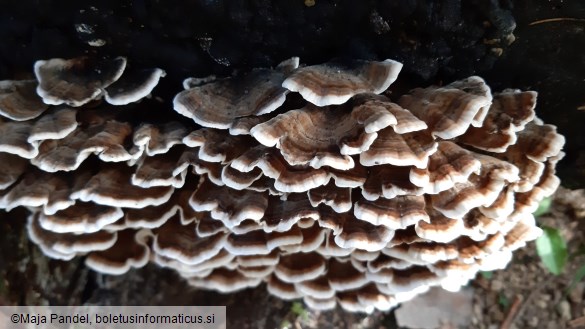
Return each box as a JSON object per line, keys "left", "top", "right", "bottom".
{"left": 0, "top": 56, "right": 564, "bottom": 313}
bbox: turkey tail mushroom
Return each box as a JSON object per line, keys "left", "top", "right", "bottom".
{"left": 0, "top": 56, "right": 565, "bottom": 313}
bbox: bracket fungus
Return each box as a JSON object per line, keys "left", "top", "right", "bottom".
{"left": 0, "top": 56, "right": 565, "bottom": 313}
{"left": 33, "top": 56, "right": 164, "bottom": 107}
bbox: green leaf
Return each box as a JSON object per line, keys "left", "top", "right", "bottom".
{"left": 533, "top": 197, "right": 552, "bottom": 217}
{"left": 291, "top": 301, "right": 308, "bottom": 321}
{"left": 535, "top": 226, "right": 568, "bottom": 275}
{"left": 480, "top": 271, "right": 493, "bottom": 279}
{"left": 498, "top": 293, "right": 510, "bottom": 309}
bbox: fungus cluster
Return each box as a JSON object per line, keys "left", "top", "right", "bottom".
{"left": 0, "top": 56, "right": 564, "bottom": 313}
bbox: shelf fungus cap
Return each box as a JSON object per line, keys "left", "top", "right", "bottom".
{"left": 0, "top": 80, "right": 50, "bottom": 121}
{"left": 31, "top": 120, "right": 131, "bottom": 172}
{"left": 337, "top": 291, "right": 377, "bottom": 313}
{"left": 351, "top": 94, "right": 428, "bottom": 134}
{"left": 182, "top": 128, "right": 254, "bottom": 163}
{"left": 0, "top": 153, "right": 28, "bottom": 189}
{"left": 85, "top": 229, "right": 152, "bottom": 275}
{"left": 188, "top": 178, "right": 268, "bottom": 227}
{"left": 354, "top": 195, "right": 429, "bottom": 230}
{"left": 0, "top": 107, "right": 79, "bottom": 160}
{"left": 359, "top": 128, "right": 438, "bottom": 169}
{"left": 414, "top": 208, "right": 465, "bottom": 243}
{"left": 0, "top": 170, "right": 79, "bottom": 213}
{"left": 34, "top": 56, "right": 127, "bottom": 107}
{"left": 295, "top": 276, "right": 336, "bottom": 299}
{"left": 266, "top": 274, "right": 302, "bottom": 300}
{"left": 410, "top": 141, "right": 482, "bottom": 194}
{"left": 327, "top": 259, "right": 370, "bottom": 291}
{"left": 431, "top": 153, "right": 520, "bottom": 219}
{"left": 152, "top": 216, "right": 227, "bottom": 265}
{"left": 229, "top": 145, "right": 352, "bottom": 193}
{"left": 511, "top": 121, "right": 565, "bottom": 163}
{"left": 361, "top": 165, "right": 423, "bottom": 201}
{"left": 236, "top": 250, "right": 280, "bottom": 267}
{"left": 399, "top": 76, "right": 492, "bottom": 139}
{"left": 458, "top": 90, "right": 537, "bottom": 152}
{"left": 104, "top": 68, "right": 166, "bottom": 105}
{"left": 70, "top": 165, "right": 175, "bottom": 208}
{"left": 188, "top": 268, "right": 263, "bottom": 293}
{"left": 382, "top": 267, "right": 441, "bottom": 294}
{"left": 333, "top": 216, "right": 395, "bottom": 252}
{"left": 173, "top": 58, "right": 298, "bottom": 129}
{"left": 303, "top": 296, "right": 337, "bottom": 311}
{"left": 38, "top": 202, "right": 124, "bottom": 234}
{"left": 132, "top": 122, "right": 189, "bottom": 157}
{"left": 28, "top": 213, "right": 117, "bottom": 258}
{"left": 355, "top": 284, "right": 399, "bottom": 312}
{"left": 224, "top": 231, "right": 271, "bottom": 256}
{"left": 250, "top": 102, "right": 396, "bottom": 170}
{"left": 282, "top": 59, "right": 403, "bottom": 106}
{"left": 0, "top": 118, "right": 40, "bottom": 159}
{"left": 274, "top": 252, "right": 327, "bottom": 283}
{"left": 26, "top": 107, "right": 79, "bottom": 145}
